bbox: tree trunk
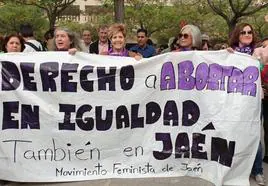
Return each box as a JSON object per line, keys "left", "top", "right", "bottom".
{"left": 114, "top": 0, "right": 124, "bottom": 23}
{"left": 49, "top": 14, "right": 57, "bottom": 30}
{"left": 228, "top": 19, "right": 238, "bottom": 35}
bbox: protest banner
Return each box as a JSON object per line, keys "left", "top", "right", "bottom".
{"left": 0, "top": 51, "right": 261, "bottom": 186}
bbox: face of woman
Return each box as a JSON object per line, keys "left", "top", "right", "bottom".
{"left": 55, "top": 30, "right": 71, "bottom": 50}
{"left": 5, "top": 37, "right": 22, "bottom": 52}
{"left": 111, "top": 31, "right": 125, "bottom": 51}
{"left": 179, "top": 30, "right": 193, "bottom": 49}
{"left": 239, "top": 25, "right": 253, "bottom": 47}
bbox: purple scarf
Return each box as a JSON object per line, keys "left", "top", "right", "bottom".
{"left": 179, "top": 47, "right": 192, "bottom": 52}
{"left": 234, "top": 46, "right": 254, "bottom": 55}
{"left": 108, "top": 48, "right": 129, "bottom": 57}
{"left": 56, "top": 48, "right": 68, "bottom": 51}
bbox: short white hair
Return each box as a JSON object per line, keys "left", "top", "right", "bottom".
{"left": 180, "top": 24, "right": 202, "bottom": 50}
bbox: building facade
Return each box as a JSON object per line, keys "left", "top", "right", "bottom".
{"left": 59, "top": 0, "right": 172, "bottom": 24}
{"left": 59, "top": 0, "right": 106, "bottom": 24}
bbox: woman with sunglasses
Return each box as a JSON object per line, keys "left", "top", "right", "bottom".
{"left": 176, "top": 24, "right": 202, "bottom": 51}
{"left": 229, "top": 23, "right": 265, "bottom": 186}
{"left": 228, "top": 23, "right": 256, "bottom": 55}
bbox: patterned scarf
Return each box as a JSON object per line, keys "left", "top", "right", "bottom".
{"left": 179, "top": 47, "right": 192, "bottom": 52}
{"left": 234, "top": 46, "right": 254, "bottom": 55}
{"left": 108, "top": 48, "right": 128, "bottom": 57}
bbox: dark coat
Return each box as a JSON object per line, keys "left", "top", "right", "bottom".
{"left": 89, "top": 40, "right": 112, "bottom": 54}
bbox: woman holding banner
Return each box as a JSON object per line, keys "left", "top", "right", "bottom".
{"left": 228, "top": 23, "right": 265, "bottom": 186}
{"left": 2, "top": 34, "right": 25, "bottom": 53}
{"left": 107, "top": 23, "right": 142, "bottom": 60}
{"left": 52, "top": 27, "right": 86, "bottom": 54}
{"left": 228, "top": 23, "right": 268, "bottom": 68}
{"left": 175, "top": 24, "right": 202, "bottom": 51}
{"left": 228, "top": 23, "right": 256, "bottom": 55}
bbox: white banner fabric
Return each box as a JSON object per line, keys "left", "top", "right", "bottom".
{"left": 0, "top": 51, "right": 261, "bottom": 186}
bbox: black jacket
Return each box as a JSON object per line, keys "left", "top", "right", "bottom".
{"left": 89, "top": 40, "right": 112, "bottom": 54}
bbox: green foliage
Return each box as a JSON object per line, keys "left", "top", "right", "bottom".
{"left": 56, "top": 20, "right": 101, "bottom": 41}
{"left": 7, "top": 0, "right": 76, "bottom": 29}
{"left": 207, "top": 0, "right": 268, "bottom": 33}
{"left": 170, "top": 0, "right": 268, "bottom": 45}
{"left": 57, "top": 20, "right": 84, "bottom": 33}
{"left": 0, "top": 2, "right": 48, "bottom": 39}
{"left": 125, "top": 0, "right": 180, "bottom": 36}
{"left": 1, "top": 0, "right": 267, "bottom": 46}
{"left": 245, "top": 8, "right": 268, "bottom": 40}
{"left": 97, "top": 14, "right": 114, "bottom": 26}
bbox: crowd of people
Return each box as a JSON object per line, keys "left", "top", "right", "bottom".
{"left": 0, "top": 22, "right": 268, "bottom": 185}
{"left": 0, "top": 22, "right": 267, "bottom": 61}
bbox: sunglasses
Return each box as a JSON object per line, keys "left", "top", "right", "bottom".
{"left": 179, "top": 33, "right": 189, "bottom": 39}
{"left": 240, "top": 31, "right": 253, "bottom": 35}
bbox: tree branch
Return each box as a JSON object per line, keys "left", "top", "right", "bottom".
{"left": 240, "top": 0, "right": 252, "bottom": 13}
{"left": 229, "top": 0, "right": 238, "bottom": 14}
{"left": 242, "top": 2, "right": 268, "bottom": 16}
{"left": 207, "top": 0, "right": 229, "bottom": 22}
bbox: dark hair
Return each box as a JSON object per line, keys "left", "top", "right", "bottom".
{"left": 170, "top": 37, "right": 179, "bottom": 51}
{"left": 2, "top": 34, "right": 25, "bottom": 53}
{"left": 44, "top": 29, "right": 54, "bottom": 40}
{"left": 20, "top": 23, "right": 34, "bottom": 37}
{"left": 0, "top": 35, "right": 4, "bottom": 52}
{"left": 229, "top": 23, "right": 256, "bottom": 48}
{"left": 147, "top": 38, "right": 153, "bottom": 45}
{"left": 159, "top": 44, "right": 168, "bottom": 50}
{"left": 137, "top": 28, "right": 148, "bottom": 37}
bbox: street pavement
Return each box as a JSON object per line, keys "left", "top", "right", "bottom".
{"left": 1, "top": 162, "right": 267, "bottom": 186}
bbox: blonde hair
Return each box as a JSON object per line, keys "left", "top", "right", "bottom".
{"left": 180, "top": 24, "right": 202, "bottom": 50}
{"left": 108, "top": 23, "right": 126, "bottom": 40}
